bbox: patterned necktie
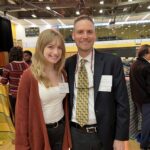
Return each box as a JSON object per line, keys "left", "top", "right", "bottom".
{"left": 76, "top": 59, "right": 89, "bottom": 127}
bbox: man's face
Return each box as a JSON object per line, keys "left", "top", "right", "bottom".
{"left": 72, "top": 20, "right": 96, "bottom": 53}
{"left": 23, "top": 53, "right": 31, "bottom": 62}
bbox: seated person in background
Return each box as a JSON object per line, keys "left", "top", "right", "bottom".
{"left": 23, "top": 50, "right": 32, "bottom": 65}
{"left": 0, "top": 46, "right": 28, "bottom": 124}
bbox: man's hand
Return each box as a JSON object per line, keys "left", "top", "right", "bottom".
{"left": 113, "top": 140, "right": 125, "bottom": 150}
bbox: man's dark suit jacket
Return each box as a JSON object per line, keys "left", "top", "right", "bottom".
{"left": 130, "top": 57, "right": 150, "bottom": 106}
{"left": 65, "top": 50, "right": 129, "bottom": 150}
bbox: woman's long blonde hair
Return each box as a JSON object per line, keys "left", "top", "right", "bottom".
{"left": 31, "top": 29, "right": 65, "bottom": 87}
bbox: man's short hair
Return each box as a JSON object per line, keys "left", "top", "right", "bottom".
{"left": 23, "top": 50, "right": 32, "bottom": 56}
{"left": 74, "top": 15, "right": 94, "bottom": 26}
{"left": 138, "top": 44, "right": 150, "bottom": 58}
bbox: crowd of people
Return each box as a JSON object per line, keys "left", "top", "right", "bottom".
{"left": 0, "top": 15, "right": 150, "bottom": 150}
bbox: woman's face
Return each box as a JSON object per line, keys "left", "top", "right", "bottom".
{"left": 43, "top": 40, "right": 63, "bottom": 65}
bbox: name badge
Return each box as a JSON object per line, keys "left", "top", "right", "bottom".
{"left": 98, "top": 75, "right": 112, "bottom": 92}
{"left": 59, "top": 82, "right": 69, "bottom": 93}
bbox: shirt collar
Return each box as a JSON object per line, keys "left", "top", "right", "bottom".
{"left": 78, "top": 49, "right": 94, "bottom": 64}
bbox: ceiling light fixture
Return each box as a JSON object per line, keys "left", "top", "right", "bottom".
{"left": 76, "top": 10, "right": 80, "bottom": 15}
{"left": 99, "top": 9, "right": 103, "bottom": 14}
{"left": 46, "top": 6, "right": 51, "bottom": 10}
{"left": 128, "top": 0, "right": 132, "bottom": 2}
{"left": 20, "top": 8, "right": 27, "bottom": 11}
{"left": 147, "top": 6, "right": 150, "bottom": 9}
{"left": 31, "top": 14, "right": 37, "bottom": 18}
{"left": 8, "top": 0, "right": 16, "bottom": 4}
{"left": 123, "top": 8, "right": 128, "bottom": 12}
{"left": 100, "top": 1, "right": 104, "bottom": 5}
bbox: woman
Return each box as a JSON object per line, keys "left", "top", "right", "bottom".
{"left": 15, "top": 29, "right": 72, "bottom": 150}
{"left": 0, "top": 46, "right": 28, "bottom": 123}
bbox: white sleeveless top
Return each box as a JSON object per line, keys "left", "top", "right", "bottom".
{"left": 38, "top": 77, "right": 66, "bottom": 124}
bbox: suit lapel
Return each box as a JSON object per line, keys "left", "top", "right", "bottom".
{"left": 94, "top": 51, "right": 104, "bottom": 102}
{"left": 69, "top": 55, "right": 77, "bottom": 109}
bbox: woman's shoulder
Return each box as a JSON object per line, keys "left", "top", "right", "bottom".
{"left": 21, "top": 68, "right": 35, "bottom": 80}
{"left": 20, "top": 68, "right": 37, "bottom": 86}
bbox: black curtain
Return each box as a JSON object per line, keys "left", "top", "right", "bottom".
{"left": 0, "top": 17, "right": 13, "bottom": 52}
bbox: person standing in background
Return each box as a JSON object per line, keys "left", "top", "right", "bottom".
{"left": 65, "top": 15, "right": 129, "bottom": 150}
{"left": 130, "top": 44, "right": 150, "bottom": 150}
{"left": 0, "top": 46, "right": 28, "bottom": 124}
{"left": 15, "top": 29, "right": 72, "bottom": 150}
{"left": 23, "top": 50, "right": 32, "bottom": 65}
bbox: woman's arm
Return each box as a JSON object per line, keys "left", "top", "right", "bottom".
{"left": 15, "top": 70, "right": 31, "bottom": 150}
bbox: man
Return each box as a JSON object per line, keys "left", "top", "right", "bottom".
{"left": 65, "top": 15, "right": 129, "bottom": 150}
{"left": 23, "top": 50, "right": 32, "bottom": 65}
{"left": 130, "top": 44, "right": 150, "bottom": 150}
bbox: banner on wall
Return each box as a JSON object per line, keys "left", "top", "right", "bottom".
{"left": 25, "top": 27, "right": 40, "bottom": 37}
